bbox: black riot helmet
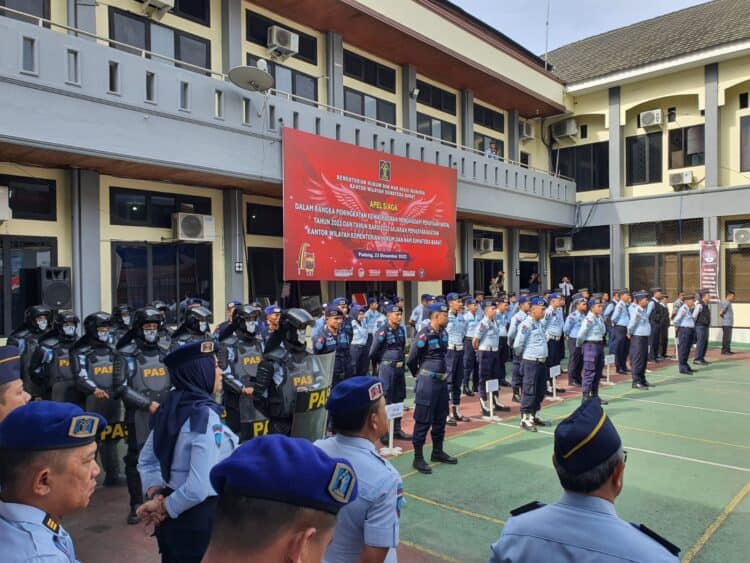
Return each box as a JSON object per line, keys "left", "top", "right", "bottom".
{"left": 54, "top": 310, "right": 80, "bottom": 341}
{"left": 151, "top": 300, "right": 170, "bottom": 317}
{"left": 83, "top": 311, "right": 113, "bottom": 344}
{"left": 280, "top": 308, "right": 313, "bottom": 352}
{"left": 132, "top": 307, "right": 164, "bottom": 346}
{"left": 185, "top": 305, "right": 212, "bottom": 334}
{"left": 24, "top": 305, "right": 54, "bottom": 333}
{"left": 112, "top": 303, "right": 134, "bottom": 327}
{"left": 232, "top": 304, "right": 261, "bottom": 338}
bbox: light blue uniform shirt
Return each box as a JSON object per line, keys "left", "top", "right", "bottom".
{"left": 464, "top": 310, "right": 482, "bottom": 339}
{"left": 645, "top": 300, "right": 655, "bottom": 316}
{"left": 544, "top": 306, "right": 564, "bottom": 337}
{"left": 720, "top": 299, "right": 733, "bottom": 326}
{"left": 0, "top": 502, "right": 77, "bottom": 562}
{"left": 673, "top": 304, "right": 697, "bottom": 328}
{"left": 576, "top": 312, "right": 606, "bottom": 347}
{"left": 446, "top": 311, "right": 467, "bottom": 347}
{"left": 488, "top": 492, "right": 679, "bottom": 563}
{"left": 351, "top": 319, "right": 369, "bottom": 346}
{"left": 138, "top": 409, "right": 238, "bottom": 519}
{"left": 513, "top": 317, "right": 548, "bottom": 360}
{"left": 364, "top": 309, "right": 385, "bottom": 335}
{"left": 611, "top": 302, "right": 630, "bottom": 328}
{"left": 563, "top": 311, "right": 583, "bottom": 339}
{"left": 315, "top": 435, "right": 401, "bottom": 563}
{"left": 509, "top": 302, "right": 519, "bottom": 317}
{"left": 507, "top": 311, "right": 527, "bottom": 343}
{"left": 495, "top": 310, "right": 510, "bottom": 337}
{"left": 409, "top": 305, "right": 424, "bottom": 326}
{"left": 603, "top": 301, "right": 616, "bottom": 323}
{"left": 313, "top": 316, "right": 326, "bottom": 339}
{"left": 627, "top": 304, "right": 651, "bottom": 337}
{"left": 476, "top": 316, "right": 501, "bottom": 350}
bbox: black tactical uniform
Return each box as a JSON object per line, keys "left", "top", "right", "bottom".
{"left": 115, "top": 307, "right": 171, "bottom": 524}
{"left": 169, "top": 305, "right": 213, "bottom": 350}
{"left": 7, "top": 305, "right": 54, "bottom": 399}
{"left": 29, "top": 311, "right": 81, "bottom": 403}
{"left": 111, "top": 304, "right": 134, "bottom": 349}
{"left": 72, "top": 312, "right": 124, "bottom": 485}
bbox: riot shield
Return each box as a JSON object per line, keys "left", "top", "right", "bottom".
{"left": 289, "top": 352, "right": 335, "bottom": 441}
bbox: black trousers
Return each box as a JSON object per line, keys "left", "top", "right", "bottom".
{"left": 722, "top": 326, "right": 733, "bottom": 353}
{"left": 124, "top": 417, "right": 144, "bottom": 509}
{"left": 155, "top": 497, "right": 217, "bottom": 563}
{"left": 648, "top": 323, "right": 661, "bottom": 361}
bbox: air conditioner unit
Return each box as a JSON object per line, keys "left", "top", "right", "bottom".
{"left": 172, "top": 213, "right": 215, "bottom": 242}
{"left": 733, "top": 227, "right": 750, "bottom": 244}
{"left": 267, "top": 25, "right": 299, "bottom": 60}
{"left": 142, "top": 0, "right": 174, "bottom": 12}
{"left": 475, "top": 238, "right": 494, "bottom": 253}
{"left": 639, "top": 109, "right": 663, "bottom": 127}
{"left": 519, "top": 121, "right": 535, "bottom": 142}
{"left": 554, "top": 236, "right": 573, "bottom": 252}
{"left": 551, "top": 119, "right": 578, "bottom": 140}
{"left": 669, "top": 171, "right": 693, "bottom": 191}
{"left": 0, "top": 186, "right": 10, "bottom": 222}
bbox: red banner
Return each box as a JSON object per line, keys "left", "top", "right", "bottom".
{"left": 699, "top": 240, "right": 720, "bottom": 298}
{"left": 282, "top": 128, "right": 457, "bottom": 281}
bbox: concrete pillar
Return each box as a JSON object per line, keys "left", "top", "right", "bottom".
{"left": 326, "top": 32, "right": 344, "bottom": 109}
{"left": 538, "top": 231, "right": 549, "bottom": 291}
{"left": 460, "top": 221, "right": 474, "bottom": 292}
{"left": 460, "top": 90, "right": 474, "bottom": 148}
{"left": 221, "top": 0, "right": 243, "bottom": 73}
{"left": 401, "top": 65, "right": 417, "bottom": 131}
{"left": 703, "top": 216, "right": 719, "bottom": 241}
{"left": 704, "top": 63, "right": 720, "bottom": 188}
{"left": 508, "top": 228, "right": 521, "bottom": 293}
{"left": 68, "top": 0, "right": 97, "bottom": 39}
{"left": 608, "top": 87, "right": 623, "bottom": 199}
{"left": 508, "top": 111, "right": 520, "bottom": 162}
{"left": 223, "top": 189, "right": 245, "bottom": 304}
{"left": 609, "top": 224, "right": 625, "bottom": 292}
{"left": 71, "top": 169, "right": 101, "bottom": 318}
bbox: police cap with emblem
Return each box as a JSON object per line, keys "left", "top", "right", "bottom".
{"left": 0, "top": 345, "right": 21, "bottom": 385}
{"left": 325, "top": 305, "right": 344, "bottom": 318}
{"left": 530, "top": 297, "right": 547, "bottom": 307}
{"left": 264, "top": 305, "right": 282, "bottom": 316}
{"left": 210, "top": 434, "right": 358, "bottom": 515}
{"left": 464, "top": 298, "right": 476, "bottom": 305}
{"left": 332, "top": 297, "right": 348, "bottom": 307}
{"left": 385, "top": 303, "right": 402, "bottom": 314}
{"left": 0, "top": 401, "right": 106, "bottom": 450}
{"left": 446, "top": 292, "right": 461, "bottom": 302}
{"left": 517, "top": 296, "right": 529, "bottom": 305}
{"left": 326, "top": 376, "right": 384, "bottom": 417}
{"left": 633, "top": 291, "right": 649, "bottom": 301}
{"left": 427, "top": 303, "right": 448, "bottom": 315}
{"left": 420, "top": 293, "right": 433, "bottom": 302}
{"left": 164, "top": 339, "right": 216, "bottom": 372}
{"left": 367, "top": 297, "right": 378, "bottom": 304}
{"left": 554, "top": 399, "right": 621, "bottom": 475}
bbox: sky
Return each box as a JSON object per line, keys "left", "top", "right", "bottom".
{"left": 451, "top": 0, "right": 712, "bottom": 56}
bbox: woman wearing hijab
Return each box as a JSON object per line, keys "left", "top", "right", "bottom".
{"left": 136, "top": 340, "right": 238, "bottom": 563}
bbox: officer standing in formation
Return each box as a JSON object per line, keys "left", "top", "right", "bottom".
{"left": 507, "top": 296, "right": 531, "bottom": 404}
{"left": 111, "top": 304, "right": 134, "bottom": 347}
{"left": 489, "top": 399, "right": 680, "bottom": 562}
{"left": 116, "top": 307, "right": 172, "bottom": 525}
{"left": 0, "top": 401, "right": 105, "bottom": 562}
{"left": 474, "top": 300, "right": 511, "bottom": 417}
{"left": 445, "top": 292, "right": 469, "bottom": 425}
{"left": 720, "top": 290, "right": 735, "bottom": 354}
{"left": 462, "top": 297, "right": 481, "bottom": 396}
{"left": 369, "top": 303, "right": 411, "bottom": 441}
{"left": 602, "top": 290, "right": 619, "bottom": 354}
{"left": 349, "top": 305, "right": 370, "bottom": 377}
{"left": 544, "top": 293, "right": 565, "bottom": 395}
{"left": 627, "top": 291, "right": 652, "bottom": 390}
{"left": 0, "top": 346, "right": 30, "bottom": 422}
{"left": 611, "top": 290, "right": 631, "bottom": 375}
{"left": 513, "top": 297, "right": 549, "bottom": 432}
{"left": 314, "top": 305, "right": 352, "bottom": 385}
{"left": 7, "top": 305, "right": 54, "bottom": 399}
{"left": 30, "top": 310, "right": 81, "bottom": 403}
{"left": 693, "top": 291, "right": 711, "bottom": 365}
{"left": 407, "top": 302, "right": 458, "bottom": 474}
{"left": 212, "top": 300, "right": 242, "bottom": 338}
{"left": 673, "top": 293, "right": 698, "bottom": 374}
{"left": 408, "top": 293, "right": 433, "bottom": 332}
{"left": 170, "top": 305, "right": 213, "bottom": 349}
{"left": 575, "top": 296, "right": 607, "bottom": 404}
{"left": 648, "top": 288, "right": 666, "bottom": 362}
{"left": 315, "top": 377, "right": 402, "bottom": 562}
{"left": 495, "top": 298, "right": 512, "bottom": 388}
{"left": 563, "top": 297, "right": 587, "bottom": 388}
{"left": 363, "top": 297, "right": 385, "bottom": 373}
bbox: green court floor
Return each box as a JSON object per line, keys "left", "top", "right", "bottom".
{"left": 391, "top": 358, "right": 750, "bottom": 562}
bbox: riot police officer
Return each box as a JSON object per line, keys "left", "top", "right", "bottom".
{"left": 313, "top": 306, "right": 352, "bottom": 385}
{"left": 29, "top": 310, "right": 81, "bottom": 403}
{"left": 218, "top": 304, "right": 264, "bottom": 441}
{"left": 213, "top": 300, "right": 242, "bottom": 339}
{"left": 115, "top": 307, "right": 171, "bottom": 524}
{"left": 72, "top": 311, "right": 124, "bottom": 485}
{"left": 151, "top": 300, "right": 175, "bottom": 340}
{"left": 170, "top": 305, "right": 212, "bottom": 349}
{"left": 7, "top": 305, "right": 54, "bottom": 399}
{"left": 111, "top": 304, "right": 134, "bottom": 347}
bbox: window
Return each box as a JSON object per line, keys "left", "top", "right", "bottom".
{"left": 113, "top": 242, "right": 212, "bottom": 322}
{"left": 344, "top": 88, "right": 396, "bottom": 126}
{"left": 579, "top": 124, "right": 588, "bottom": 139}
{"left": 667, "top": 107, "right": 677, "bottom": 122}
{"left": 246, "top": 204, "right": 283, "bottom": 236}
{"left": 0, "top": 0, "right": 49, "bottom": 24}
{"left": 343, "top": 50, "right": 395, "bottom": 93}
{"left": 145, "top": 71, "right": 156, "bottom": 101}
{"left": 629, "top": 252, "right": 698, "bottom": 297}
{"left": 552, "top": 141, "right": 609, "bottom": 192}
{"left": 247, "top": 55, "right": 318, "bottom": 103}
{"left": 21, "top": 37, "right": 36, "bottom": 73}
{"left": 550, "top": 255, "right": 610, "bottom": 293}
{"left": 551, "top": 226, "right": 609, "bottom": 251}
{"left": 626, "top": 132, "right": 662, "bottom": 185}
{"left": 669, "top": 125, "right": 705, "bottom": 168}
{"left": 0, "top": 175, "right": 56, "bottom": 221}
{"left": 473, "top": 230, "right": 503, "bottom": 251}
{"left": 66, "top": 50, "right": 79, "bottom": 84}
{"left": 520, "top": 152, "right": 530, "bottom": 167}
{"left": 519, "top": 234, "right": 538, "bottom": 254}
{"left": 741, "top": 116, "right": 750, "bottom": 172}
{"left": 740, "top": 93, "right": 749, "bottom": 110}
{"left": 474, "top": 133, "right": 504, "bottom": 159}
{"left": 172, "top": 0, "right": 210, "bottom": 26}
{"left": 727, "top": 248, "right": 750, "bottom": 302}
{"left": 473, "top": 103, "right": 504, "bottom": 134}
{"left": 629, "top": 219, "right": 702, "bottom": 247}
{"left": 246, "top": 10, "right": 317, "bottom": 65}
{"left": 179, "top": 81, "right": 189, "bottom": 109}
{"left": 417, "top": 113, "right": 456, "bottom": 144}
{"left": 110, "top": 187, "right": 210, "bottom": 227}
{"left": 416, "top": 80, "right": 456, "bottom": 115}
{"left": 109, "top": 7, "right": 210, "bottom": 73}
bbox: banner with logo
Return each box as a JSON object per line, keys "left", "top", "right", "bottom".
{"left": 282, "top": 128, "right": 457, "bottom": 281}
{"left": 699, "top": 240, "right": 720, "bottom": 297}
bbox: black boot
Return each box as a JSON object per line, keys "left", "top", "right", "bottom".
{"left": 413, "top": 446, "right": 432, "bottom": 474}
{"left": 462, "top": 383, "right": 474, "bottom": 397}
{"left": 393, "top": 418, "right": 412, "bottom": 440}
{"left": 512, "top": 387, "right": 521, "bottom": 403}
{"left": 452, "top": 405, "right": 470, "bottom": 422}
{"left": 430, "top": 441, "right": 458, "bottom": 464}
{"left": 493, "top": 392, "right": 511, "bottom": 412}
{"left": 127, "top": 506, "right": 140, "bottom": 525}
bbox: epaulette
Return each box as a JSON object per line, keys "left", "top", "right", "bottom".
{"left": 631, "top": 523, "right": 680, "bottom": 556}
{"left": 510, "top": 501, "right": 545, "bottom": 517}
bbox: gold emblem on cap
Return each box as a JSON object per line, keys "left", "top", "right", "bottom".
{"left": 201, "top": 341, "right": 214, "bottom": 353}
{"left": 68, "top": 415, "right": 99, "bottom": 439}
{"left": 328, "top": 462, "right": 356, "bottom": 504}
{"left": 368, "top": 382, "right": 383, "bottom": 401}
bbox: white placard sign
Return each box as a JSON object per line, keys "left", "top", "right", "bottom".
{"left": 486, "top": 379, "right": 500, "bottom": 393}
{"left": 386, "top": 403, "right": 404, "bottom": 420}
{"left": 549, "top": 365, "right": 561, "bottom": 379}
{"left": 605, "top": 354, "right": 615, "bottom": 366}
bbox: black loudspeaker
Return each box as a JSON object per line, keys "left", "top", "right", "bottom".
{"left": 454, "top": 273, "right": 470, "bottom": 294}
{"left": 21, "top": 266, "right": 72, "bottom": 309}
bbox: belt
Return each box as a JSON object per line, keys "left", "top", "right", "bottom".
{"left": 381, "top": 360, "right": 404, "bottom": 368}
{"left": 522, "top": 357, "right": 547, "bottom": 363}
{"left": 419, "top": 369, "right": 448, "bottom": 381}
{"left": 478, "top": 347, "right": 498, "bottom": 352}
{"left": 448, "top": 344, "right": 464, "bottom": 351}
{"left": 584, "top": 340, "right": 603, "bottom": 344}
{"left": 548, "top": 336, "right": 562, "bottom": 341}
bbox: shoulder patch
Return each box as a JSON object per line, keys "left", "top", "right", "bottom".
{"left": 328, "top": 462, "right": 356, "bottom": 504}
{"left": 42, "top": 513, "right": 60, "bottom": 534}
{"left": 510, "top": 501, "right": 545, "bottom": 517}
{"left": 212, "top": 424, "right": 223, "bottom": 447}
{"left": 631, "top": 523, "right": 681, "bottom": 556}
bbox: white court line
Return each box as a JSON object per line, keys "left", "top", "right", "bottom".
{"left": 616, "top": 396, "right": 750, "bottom": 416}
{"left": 492, "top": 422, "right": 750, "bottom": 473}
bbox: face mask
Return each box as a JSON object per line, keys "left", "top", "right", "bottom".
{"left": 198, "top": 321, "right": 208, "bottom": 333}
{"left": 245, "top": 320, "right": 257, "bottom": 334}
{"left": 122, "top": 315, "right": 131, "bottom": 326}
{"left": 62, "top": 325, "right": 76, "bottom": 337}
{"left": 97, "top": 330, "right": 110, "bottom": 343}
{"left": 297, "top": 329, "right": 307, "bottom": 343}
{"left": 143, "top": 329, "right": 158, "bottom": 343}
{"left": 36, "top": 319, "right": 48, "bottom": 331}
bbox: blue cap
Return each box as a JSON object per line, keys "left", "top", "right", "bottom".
{"left": 367, "top": 297, "right": 377, "bottom": 304}
{"left": 554, "top": 399, "right": 622, "bottom": 475}
{"left": 420, "top": 294, "right": 433, "bottom": 302}
{"left": 0, "top": 401, "right": 107, "bottom": 450}
{"left": 325, "top": 306, "right": 343, "bottom": 318}
{"left": 385, "top": 304, "right": 402, "bottom": 314}
{"left": 517, "top": 296, "right": 529, "bottom": 305}
{"left": 227, "top": 300, "right": 243, "bottom": 308}
{"left": 519, "top": 289, "right": 530, "bottom": 295}
{"left": 588, "top": 297, "right": 603, "bottom": 306}
{"left": 464, "top": 298, "right": 476, "bottom": 305}
{"left": 427, "top": 303, "right": 448, "bottom": 315}
{"left": 264, "top": 305, "right": 281, "bottom": 316}
{"left": 530, "top": 297, "right": 547, "bottom": 307}
{"left": 633, "top": 291, "right": 649, "bottom": 301}
{"left": 0, "top": 345, "right": 21, "bottom": 386}
{"left": 394, "top": 296, "right": 404, "bottom": 303}
{"left": 164, "top": 340, "right": 216, "bottom": 372}
{"left": 332, "top": 297, "right": 348, "bottom": 307}
{"left": 548, "top": 293, "right": 560, "bottom": 299}
{"left": 350, "top": 304, "right": 364, "bottom": 316}
{"left": 326, "top": 376, "right": 384, "bottom": 417}
{"left": 446, "top": 292, "right": 460, "bottom": 302}
{"left": 210, "top": 434, "right": 357, "bottom": 515}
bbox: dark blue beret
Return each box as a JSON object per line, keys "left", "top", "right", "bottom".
{"left": 633, "top": 291, "right": 649, "bottom": 301}
{"left": 0, "top": 401, "right": 107, "bottom": 450}
{"left": 0, "top": 345, "right": 21, "bottom": 386}
{"left": 164, "top": 340, "right": 216, "bottom": 371}
{"left": 420, "top": 293, "right": 433, "bottom": 301}
{"left": 385, "top": 304, "right": 402, "bottom": 314}
{"left": 367, "top": 297, "right": 377, "bottom": 304}
{"left": 326, "top": 376, "right": 384, "bottom": 417}
{"left": 227, "top": 300, "right": 243, "bottom": 308}
{"left": 264, "top": 305, "right": 281, "bottom": 315}
{"left": 325, "top": 306, "right": 344, "bottom": 318}
{"left": 394, "top": 296, "right": 404, "bottom": 303}
{"left": 446, "top": 292, "right": 460, "bottom": 302}
{"left": 332, "top": 297, "right": 348, "bottom": 307}
{"left": 530, "top": 297, "right": 547, "bottom": 307}
{"left": 554, "top": 400, "right": 622, "bottom": 474}
{"left": 548, "top": 293, "right": 560, "bottom": 299}
{"left": 517, "top": 296, "right": 529, "bottom": 304}
{"left": 427, "top": 303, "right": 448, "bottom": 315}
{"left": 210, "top": 434, "right": 358, "bottom": 515}
{"left": 588, "top": 297, "right": 604, "bottom": 306}
{"left": 464, "top": 298, "right": 476, "bottom": 305}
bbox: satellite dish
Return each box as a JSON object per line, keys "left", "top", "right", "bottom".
{"left": 227, "top": 63, "right": 274, "bottom": 92}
